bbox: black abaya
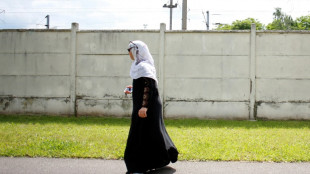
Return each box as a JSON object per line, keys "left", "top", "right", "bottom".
{"left": 124, "top": 77, "right": 178, "bottom": 173}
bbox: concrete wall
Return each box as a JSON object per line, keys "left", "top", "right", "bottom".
{"left": 75, "top": 30, "right": 161, "bottom": 117}
{"left": 0, "top": 23, "right": 309, "bottom": 120}
{"left": 164, "top": 32, "right": 250, "bottom": 120}
{"left": 0, "top": 29, "right": 72, "bottom": 115}
{"left": 255, "top": 31, "right": 310, "bottom": 120}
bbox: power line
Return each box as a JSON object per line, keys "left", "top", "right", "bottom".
{"left": 0, "top": 9, "right": 5, "bottom": 23}
{"left": 5, "top": 7, "right": 308, "bottom": 16}
{"left": 3, "top": 8, "right": 168, "bottom": 12}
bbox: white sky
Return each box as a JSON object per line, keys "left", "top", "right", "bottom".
{"left": 0, "top": 0, "right": 310, "bottom": 30}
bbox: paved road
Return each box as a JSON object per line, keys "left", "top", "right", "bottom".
{"left": 1, "top": 157, "right": 310, "bottom": 174}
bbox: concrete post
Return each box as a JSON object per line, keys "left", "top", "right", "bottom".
{"left": 159, "top": 23, "right": 166, "bottom": 117}
{"left": 70, "top": 23, "right": 79, "bottom": 116}
{"left": 249, "top": 23, "right": 256, "bottom": 120}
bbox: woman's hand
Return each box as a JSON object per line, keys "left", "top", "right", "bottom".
{"left": 138, "top": 107, "right": 148, "bottom": 118}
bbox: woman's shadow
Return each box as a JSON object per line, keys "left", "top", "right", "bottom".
{"left": 147, "top": 166, "right": 176, "bottom": 174}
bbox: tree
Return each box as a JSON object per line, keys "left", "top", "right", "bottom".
{"left": 266, "top": 8, "right": 298, "bottom": 30}
{"left": 216, "top": 24, "right": 232, "bottom": 30}
{"left": 214, "top": 8, "right": 309, "bottom": 31}
{"left": 231, "top": 18, "right": 264, "bottom": 30}
{"left": 296, "top": 15, "right": 310, "bottom": 30}
{"left": 216, "top": 18, "right": 264, "bottom": 30}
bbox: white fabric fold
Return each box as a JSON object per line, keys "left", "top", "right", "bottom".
{"left": 128, "top": 40, "right": 158, "bottom": 83}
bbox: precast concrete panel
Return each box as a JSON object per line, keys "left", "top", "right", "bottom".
{"left": 257, "top": 56, "right": 310, "bottom": 78}
{"left": 165, "top": 32, "right": 250, "bottom": 56}
{"left": 77, "top": 55, "right": 159, "bottom": 77}
{"left": 76, "top": 77, "right": 132, "bottom": 99}
{"left": 0, "top": 76, "right": 70, "bottom": 97}
{"left": 76, "top": 32, "right": 160, "bottom": 55}
{"left": 77, "top": 99, "right": 132, "bottom": 117}
{"left": 257, "top": 102, "right": 310, "bottom": 120}
{"left": 256, "top": 33, "right": 310, "bottom": 56}
{"left": 256, "top": 79, "right": 310, "bottom": 102}
{"left": 164, "top": 101, "right": 249, "bottom": 120}
{"left": 0, "top": 53, "right": 70, "bottom": 76}
{"left": 0, "top": 31, "right": 71, "bottom": 53}
{"left": 165, "top": 78, "right": 250, "bottom": 101}
{"left": 0, "top": 97, "right": 71, "bottom": 115}
{"left": 77, "top": 55, "right": 132, "bottom": 77}
{"left": 165, "top": 55, "right": 249, "bottom": 78}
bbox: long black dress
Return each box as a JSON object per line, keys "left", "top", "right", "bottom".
{"left": 124, "top": 77, "right": 178, "bottom": 173}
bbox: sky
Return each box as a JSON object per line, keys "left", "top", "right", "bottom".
{"left": 0, "top": 0, "right": 310, "bottom": 30}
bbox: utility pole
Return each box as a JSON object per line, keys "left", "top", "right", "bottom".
{"left": 45, "top": 15, "right": 49, "bottom": 29}
{"left": 182, "top": 0, "right": 187, "bottom": 30}
{"left": 203, "top": 11, "right": 210, "bottom": 30}
{"left": 163, "top": 0, "right": 178, "bottom": 30}
{"left": 206, "top": 11, "right": 209, "bottom": 30}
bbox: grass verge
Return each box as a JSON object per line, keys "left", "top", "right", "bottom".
{"left": 0, "top": 115, "right": 310, "bottom": 162}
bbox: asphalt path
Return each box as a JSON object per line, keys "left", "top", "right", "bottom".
{"left": 1, "top": 157, "right": 310, "bottom": 174}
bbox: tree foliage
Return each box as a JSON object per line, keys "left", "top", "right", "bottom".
{"left": 231, "top": 18, "right": 264, "bottom": 30}
{"left": 214, "top": 8, "right": 310, "bottom": 30}
{"left": 266, "top": 8, "right": 298, "bottom": 30}
{"left": 216, "top": 24, "right": 232, "bottom": 30}
{"left": 216, "top": 18, "right": 264, "bottom": 30}
{"left": 296, "top": 15, "right": 310, "bottom": 30}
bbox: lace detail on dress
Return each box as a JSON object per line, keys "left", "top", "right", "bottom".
{"left": 142, "top": 78, "right": 151, "bottom": 108}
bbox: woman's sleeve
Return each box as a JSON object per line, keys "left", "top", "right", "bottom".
{"left": 142, "top": 77, "right": 154, "bottom": 108}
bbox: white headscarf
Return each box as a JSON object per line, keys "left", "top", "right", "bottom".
{"left": 128, "top": 40, "right": 158, "bottom": 82}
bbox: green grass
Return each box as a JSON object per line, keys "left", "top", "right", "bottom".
{"left": 0, "top": 115, "right": 310, "bottom": 162}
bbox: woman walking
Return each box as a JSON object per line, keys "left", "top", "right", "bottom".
{"left": 124, "top": 40, "right": 178, "bottom": 174}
